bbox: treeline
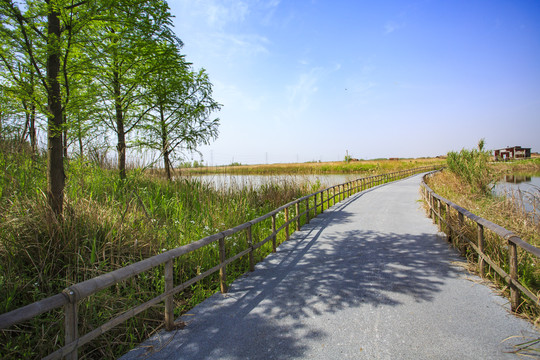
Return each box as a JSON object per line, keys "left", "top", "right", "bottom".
{"left": 0, "top": 0, "right": 220, "bottom": 215}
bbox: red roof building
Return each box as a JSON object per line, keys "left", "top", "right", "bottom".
{"left": 494, "top": 146, "right": 531, "bottom": 161}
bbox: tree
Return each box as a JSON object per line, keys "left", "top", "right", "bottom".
{"left": 0, "top": 0, "right": 65, "bottom": 214}
{"left": 137, "top": 49, "right": 220, "bottom": 180}
{"left": 87, "top": 0, "right": 181, "bottom": 179}
{"left": 0, "top": 0, "right": 107, "bottom": 215}
{"left": 0, "top": 5, "right": 44, "bottom": 155}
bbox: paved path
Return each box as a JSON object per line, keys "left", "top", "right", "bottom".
{"left": 121, "top": 173, "right": 538, "bottom": 360}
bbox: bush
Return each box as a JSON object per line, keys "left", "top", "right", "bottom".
{"left": 446, "top": 139, "right": 493, "bottom": 195}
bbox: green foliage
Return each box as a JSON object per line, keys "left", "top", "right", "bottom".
{"left": 0, "top": 149, "right": 312, "bottom": 359}
{"left": 446, "top": 139, "right": 493, "bottom": 195}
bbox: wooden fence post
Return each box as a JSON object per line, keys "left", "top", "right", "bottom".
{"left": 320, "top": 191, "right": 324, "bottom": 213}
{"left": 272, "top": 214, "right": 277, "bottom": 253}
{"left": 247, "top": 225, "right": 254, "bottom": 272}
{"left": 306, "top": 198, "right": 310, "bottom": 224}
{"left": 446, "top": 203, "right": 452, "bottom": 242}
{"left": 164, "top": 259, "right": 174, "bottom": 331}
{"left": 314, "top": 193, "right": 318, "bottom": 217}
{"left": 219, "top": 236, "right": 228, "bottom": 293}
{"left": 431, "top": 194, "right": 436, "bottom": 221}
{"left": 285, "top": 207, "right": 290, "bottom": 240}
{"left": 296, "top": 202, "right": 301, "bottom": 230}
{"left": 457, "top": 212, "right": 465, "bottom": 247}
{"left": 509, "top": 240, "right": 520, "bottom": 312}
{"left": 437, "top": 198, "right": 441, "bottom": 229}
{"left": 327, "top": 189, "right": 330, "bottom": 209}
{"left": 477, "top": 224, "right": 485, "bottom": 277}
{"left": 64, "top": 292, "right": 78, "bottom": 360}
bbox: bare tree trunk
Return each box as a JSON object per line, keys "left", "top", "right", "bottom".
{"left": 46, "top": 5, "right": 65, "bottom": 215}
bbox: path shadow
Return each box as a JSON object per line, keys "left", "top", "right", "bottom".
{"left": 120, "top": 190, "right": 464, "bottom": 360}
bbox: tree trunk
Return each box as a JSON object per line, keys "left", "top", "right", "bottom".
{"left": 46, "top": 5, "right": 65, "bottom": 215}
{"left": 77, "top": 115, "right": 83, "bottom": 157}
{"left": 114, "top": 69, "right": 126, "bottom": 179}
{"left": 160, "top": 105, "right": 171, "bottom": 180}
{"left": 63, "top": 123, "right": 68, "bottom": 158}
{"left": 163, "top": 149, "right": 171, "bottom": 180}
{"left": 30, "top": 102, "right": 36, "bottom": 156}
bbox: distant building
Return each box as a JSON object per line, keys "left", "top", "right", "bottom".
{"left": 494, "top": 146, "right": 531, "bottom": 161}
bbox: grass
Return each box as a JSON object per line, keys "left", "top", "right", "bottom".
{"left": 171, "top": 157, "right": 445, "bottom": 175}
{"left": 426, "top": 159, "right": 539, "bottom": 325}
{"left": 0, "top": 146, "right": 320, "bottom": 359}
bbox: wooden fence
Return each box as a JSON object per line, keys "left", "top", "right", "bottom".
{"left": 421, "top": 170, "right": 540, "bottom": 313}
{"left": 0, "top": 165, "right": 438, "bottom": 360}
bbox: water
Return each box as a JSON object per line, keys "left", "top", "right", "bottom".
{"left": 179, "top": 173, "right": 363, "bottom": 189}
{"left": 492, "top": 175, "right": 540, "bottom": 221}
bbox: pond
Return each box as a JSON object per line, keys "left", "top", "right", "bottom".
{"left": 492, "top": 174, "right": 540, "bottom": 221}
{"left": 179, "top": 174, "right": 364, "bottom": 190}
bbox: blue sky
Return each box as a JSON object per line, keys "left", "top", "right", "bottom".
{"left": 168, "top": 0, "right": 540, "bottom": 165}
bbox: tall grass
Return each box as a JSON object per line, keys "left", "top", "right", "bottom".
{"left": 180, "top": 157, "right": 445, "bottom": 175}
{"left": 427, "top": 170, "right": 539, "bottom": 324}
{"left": 446, "top": 139, "right": 493, "bottom": 195}
{"left": 0, "top": 147, "right": 314, "bottom": 359}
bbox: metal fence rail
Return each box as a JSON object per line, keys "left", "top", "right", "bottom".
{"left": 421, "top": 170, "right": 540, "bottom": 314}
{"left": 0, "top": 165, "right": 438, "bottom": 360}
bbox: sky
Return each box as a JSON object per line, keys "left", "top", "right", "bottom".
{"left": 167, "top": 0, "right": 540, "bottom": 165}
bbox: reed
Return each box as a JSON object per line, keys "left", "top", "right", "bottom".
{"left": 0, "top": 152, "right": 314, "bottom": 359}
{"left": 178, "top": 157, "right": 444, "bottom": 175}
{"left": 427, "top": 170, "right": 539, "bottom": 324}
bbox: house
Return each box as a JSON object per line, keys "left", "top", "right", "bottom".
{"left": 494, "top": 146, "right": 531, "bottom": 161}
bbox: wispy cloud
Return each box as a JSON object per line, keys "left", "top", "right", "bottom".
{"left": 188, "top": 0, "right": 250, "bottom": 29}
{"left": 173, "top": 0, "right": 273, "bottom": 64}
{"left": 287, "top": 68, "right": 321, "bottom": 110}
{"left": 384, "top": 21, "right": 403, "bottom": 34}
{"left": 214, "top": 80, "right": 264, "bottom": 113}
{"left": 279, "top": 64, "right": 342, "bottom": 122}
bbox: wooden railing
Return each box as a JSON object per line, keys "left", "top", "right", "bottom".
{"left": 0, "top": 165, "right": 439, "bottom": 360}
{"left": 421, "top": 170, "right": 540, "bottom": 313}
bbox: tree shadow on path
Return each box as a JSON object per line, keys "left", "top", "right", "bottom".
{"left": 120, "top": 193, "right": 471, "bottom": 360}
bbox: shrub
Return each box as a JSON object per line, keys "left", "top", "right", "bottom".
{"left": 446, "top": 139, "right": 493, "bottom": 195}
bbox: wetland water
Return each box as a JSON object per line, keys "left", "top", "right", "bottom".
{"left": 492, "top": 174, "right": 540, "bottom": 221}
{"left": 181, "top": 174, "right": 363, "bottom": 189}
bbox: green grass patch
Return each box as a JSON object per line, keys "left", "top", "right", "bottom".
{"left": 0, "top": 149, "right": 316, "bottom": 359}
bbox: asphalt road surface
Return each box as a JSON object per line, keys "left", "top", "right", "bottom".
{"left": 120, "top": 173, "right": 538, "bottom": 360}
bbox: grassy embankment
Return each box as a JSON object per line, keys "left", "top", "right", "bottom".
{"left": 0, "top": 146, "right": 440, "bottom": 358}
{"left": 427, "top": 150, "right": 539, "bottom": 324}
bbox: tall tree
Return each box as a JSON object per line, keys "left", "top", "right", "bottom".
{"left": 0, "top": 0, "right": 105, "bottom": 215}
{"left": 137, "top": 50, "right": 220, "bottom": 180}
{"left": 0, "top": 0, "right": 65, "bottom": 214}
{"left": 88, "top": 0, "right": 180, "bottom": 179}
